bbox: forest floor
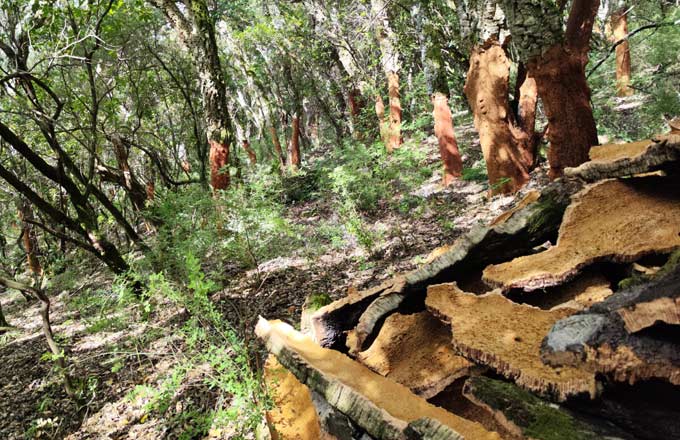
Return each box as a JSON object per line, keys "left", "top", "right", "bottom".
{"left": 0, "top": 125, "right": 551, "bottom": 439}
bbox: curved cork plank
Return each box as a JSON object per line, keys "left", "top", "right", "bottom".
{"left": 542, "top": 261, "right": 680, "bottom": 386}
{"left": 346, "top": 286, "right": 407, "bottom": 355}
{"left": 565, "top": 135, "right": 680, "bottom": 181}
{"left": 483, "top": 177, "right": 680, "bottom": 292}
{"left": 357, "top": 312, "right": 475, "bottom": 399}
{"left": 255, "top": 318, "right": 501, "bottom": 440}
{"left": 264, "top": 355, "right": 323, "bottom": 440}
{"left": 426, "top": 283, "right": 596, "bottom": 401}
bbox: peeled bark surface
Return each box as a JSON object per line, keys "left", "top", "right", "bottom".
{"left": 611, "top": 7, "right": 633, "bottom": 97}
{"left": 209, "top": 140, "right": 230, "bottom": 190}
{"left": 264, "top": 355, "right": 323, "bottom": 440}
{"left": 255, "top": 318, "right": 501, "bottom": 440}
{"left": 386, "top": 72, "right": 402, "bottom": 152}
{"left": 528, "top": 47, "right": 598, "bottom": 178}
{"left": 433, "top": 93, "right": 463, "bottom": 185}
{"left": 542, "top": 258, "right": 680, "bottom": 386}
{"left": 289, "top": 115, "right": 301, "bottom": 171}
{"left": 375, "top": 95, "right": 389, "bottom": 146}
{"left": 426, "top": 283, "right": 597, "bottom": 400}
{"left": 516, "top": 72, "right": 539, "bottom": 169}
{"left": 484, "top": 177, "right": 680, "bottom": 292}
{"left": 357, "top": 312, "right": 474, "bottom": 399}
{"left": 464, "top": 43, "right": 530, "bottom": 194}
{"left": 565, "top": 135, "right": 680, "bottom": 181}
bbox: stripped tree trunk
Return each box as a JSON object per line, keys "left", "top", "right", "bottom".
{"left": 516, "top": 65, "right": 539, "bottom": 169}
{"left": 510, "top": 0, "right": 600, "bottom": 178}
{"left": 269, "top": 125, "right": 287, "bottom": 171}
{"left": 371, "top": 0, "right": 402, "bottom": 152}
{"left": 433, "top": 93, "right": 463, "bottom": 186}
{"left": 242, "top": 140, "right": 257, "bottom": 165}
{"left": 288, "top": 115, "right": 301, "bottom": 171}
{"left": 611, "top": 6, "right": 633, "bottom": 97}
{"left": 18, "top": 202, "right": 42, "bottom": 276}
{"left": 464, "top": 43, "right": 530, "bottom": 194}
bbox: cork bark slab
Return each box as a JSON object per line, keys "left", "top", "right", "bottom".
{"left": 256, "top": 318, "right": 501, "bottom": 440}
{"left": 357, "top": 312, "right": 475, "bottom": 399}
{"left": 565, "top": 135, "right": 680, "bottom": 181}
{"left": 483, "top": 177, "right": 680, "bottom": 292}
{"left": 462, "top": 377, "right": 633, "bottom": 440}
{"left": 264, "top": 355, "right": 324, "bottom": 440}
{"left": 426, "top": 283, "right": 596, "bottom": 400}
{"left": 313, "top": 178, "right": 581, "bottom": 349}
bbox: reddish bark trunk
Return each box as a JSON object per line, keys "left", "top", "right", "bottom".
{"left": 528, "top": 0, "right": 599, "bottom": 178}
{"left": 348, "top": 88, "right": 364, "bottom": 118}
{"left": 375, "top": 95, "right": 389, "bottom": 145}
{"left": 612, "top": 7, "right": 633, "bottom": 97}
{"left": 242, "top": 140, "right": 257, "bottom": 165}
{"left": 386, "top": 72, "right": 402, "bottom": 153}
{"left": 432, "top": 93, "right": 463, "bottom": 186}
{"left": 18, "top": 203, "right": 42, "bottom": 276}
{"left": 517, "top": 70, "right": 539, "bottom": 169}
{"left": 464, "top": 43, "right": 530, "bottom": 194}
{"left": 269, "top": 125, "right": 286, "bottom": 171}
{"left": 209, "top": 140, "right": 230, "bottom": 190}
{"left": 288, "top": 115, "right": 301, "bottom": 171}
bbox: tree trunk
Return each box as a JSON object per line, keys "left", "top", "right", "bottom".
{"left": 432, "top": 93, "right": 463, "bottom": 186}
{"left": 525, "top": 0, "right": 600, "bottom": 178}
{"left": 288, "top": 115, "right": 301, "bottom": 171}
{"left": 516, "top": 67, "right": 539, "bottom": 169}
{"left": 0, "top": 302, "right": 9, "bottom": 328}
{"left": 611, "top": 7, "right": 633, "bottom": 97}
{"left": 150, "top": 0, "right": 234, "bottom": 191}
{"left": 375, "top": 95, "right": 389, "bottom": 146}
{"left": 464, "top": 43, "right": 530, "bottom": 194}
{"left": 242, "top": 140, "right": 257, "bottom": 165}
{"left": 110, "top": 135, "right": 148, "bottom": 211}
{"left": 269, "top": 125, "right": 286, "bottom": 171}
{"left": 386, "top": 72, "right": 402, "bottom": 153}
{"left": 18, "top": 202, "right": 42, "bottom": 276}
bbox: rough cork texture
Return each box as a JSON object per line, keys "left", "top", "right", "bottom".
{"left": 483, "top": 177, "right": 680, "bottom": 291}
{"left": 426, "top": 283, "right": 596, "bottom": 400}
{"left": 256, "top": 318, "right": 501, "bottom": 440}
{"left": 548, "top": 271, "right": 613, "bottom": 311}
{"left": 263, "top": 355, "right": 324, "bottom": 440}
{"left": 357, "top": 312, "right": 475, "bottom": 399}
{"left": 542, "top": 262, "right": 680, "bottom": 386}
{"left": 565, "top": 135, "right": 680, "bottom": 181}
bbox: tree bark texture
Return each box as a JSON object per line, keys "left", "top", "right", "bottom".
{"left": 386, "top": 72, "right": 402, "bottom": 153}
{"left": 432, "top": 93, "right": 463, "bottom": 186}
{"left": 242, "top": 140, "right": 257, "bottom": 165}
{"left": 18, "top": 201, "right": 42, "bottom": 276}
{"left": 464, "top": 43, "right": 530, "bottom": 194}
{"left": 611, "top": 7, "right": 633, "bottom": 97}
{"left": 288, "top": 115, "right": 301, "bottom": 171}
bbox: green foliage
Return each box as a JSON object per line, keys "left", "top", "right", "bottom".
{"left": 462, "top": 161, "right": 488, "bottom": 182}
